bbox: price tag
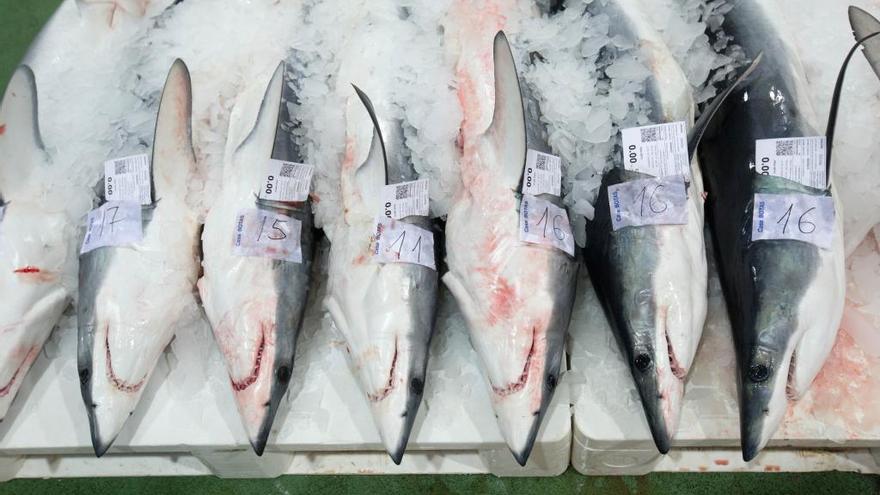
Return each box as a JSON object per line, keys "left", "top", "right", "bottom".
{"left": 522, "top": 149, "right": 562, "bottom": 197}
{"left": 607, "top": 175, "right": 688, "bottom": 231}
{"left": 755, "top": 137, "right": 826, "bottom": 189}
{"left": 80, "top": 201, "right": 143, "bottom": 254}
{"left": 751, "top": 193, "right": 835, "bottom": 249}
{"left": 257, "top": 159, "right": 314, "bottom": 202}
{"left": 104, "top": 154, "right": 151, "bottom": 205}
{"left": 621, "top": 121, "right": 689, "bottom": 178}
{"left": 519, "top": 194, "right": 575, "bottom": 256}
{"left": 373, "top": 218, "right": 436, "bottom": 270}
{"left": 232, "top": 208, "right": 303, "bottom": 263}
{"left": 380, "top": 179, "right": 430, "bottom": 220}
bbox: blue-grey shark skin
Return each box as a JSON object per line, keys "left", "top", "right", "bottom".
{"left": 226, "top": 61, "right": 316, "bottom": 456}
{"left": 698, "top": 0, "right": 834, "bottom": 462}
{"left": 350, "top": 85, "right": 438, "bottom": 465}
{"left": 579, "top": 0, "right": 693, "bottom": 454}
{"left": 77, "top": 202, "right": 157, "bottom": 457}
{"left": 491, "top": 31, "right": 576, "bottom": 466}
{"left": 78, "top": 59, "right": 196, "bottom": 457}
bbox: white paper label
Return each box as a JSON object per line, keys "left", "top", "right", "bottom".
{"left": 104, "top": 154, "right": 151, "bottom": 205}
{"left": 373, "top": 218, "right": 436, "bottom": 270}
{"left": 519, "top": 194, "right": 575, "bottom": 256}
{"left": 608, "top": 175, "right": 689, "bottom": 231}
{"left": 257, "top": 159, "right": 314, "bottom": 202}
{"left": 755, "top": 137, "right": 827, "bottom": 189}
{"left": 522, "top": 149, "right": 562, "bottom": 197}
{"left": 621, "top": 121, "right": 690, "bottom": 178}
{"left": 380, "top": 179, "right": 430, "bottom": 220}
{"left": 232, "top": 208, "right": 303, "bottom": 263}
{"left": 751, "top": 193, "right": 835, "bottom": 249}
{"left": 80, "top": 201, "right": 143, "bottom": 254}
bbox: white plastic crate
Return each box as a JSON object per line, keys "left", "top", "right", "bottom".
{"left": 0, "top": 246, "right": 570, "bottom": 479}
{"left": 569, "top": 239, "right": 880, "bottom": 475}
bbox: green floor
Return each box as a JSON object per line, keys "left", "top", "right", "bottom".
{"left": 2, "top": 0, "right": 880, "bottom": 493}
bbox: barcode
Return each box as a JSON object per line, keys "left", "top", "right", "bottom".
{"left": 395, "top": 183, "right": 414, "bottom": 200}
{"left": 775, "top": 140, "right": 795, "bottom": 156}
{"left": 279, "top": 164, "right": 295, "bottom": 178}
{"left": 535, "top": 154, "right": 548, "bottom": 171}
{"left": 640, "top": 127, "right": 659, "bottom": 142}
{"left": 114, "top": 160, "right": 131, "bottom": 174}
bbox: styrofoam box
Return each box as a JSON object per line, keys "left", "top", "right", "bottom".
{"left": 0, "top": 245, "right": 570, "bottom": 479}
{"left": 570, "top": 235, "right": 880, "bottom": 475}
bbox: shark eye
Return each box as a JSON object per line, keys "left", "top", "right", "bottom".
{"left": 634, "top": 353, "right": 652, "bottom": 372}
{"left": 78, "top": 368, "right": 91, "bottom": 385}
{"left": 546, "top": 373, "right": 558, "bottom": 390}
{"left": 748, "top": 363, "right": 770, "bottom": 383}
{"left": 276, "top": 365, "right": 291, "bottom": 384}
{"left": 410, "top": 377, "right": 424, "bottom": 395}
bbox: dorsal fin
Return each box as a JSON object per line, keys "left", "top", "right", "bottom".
{"left": 486, "top": 31, "right": 527, "bottom": 191}
{"left": 849, "top": 6, "right": 880, "bottom": 80}
{"left": 150, "top": 59, "right": 196, "bottom": 201}
{"left": 825, "top": 10, "right": 880, "bottom": 188}
{"left": 687, "top": 53, "right": 763, "bottom": 159}
{"left": 232, "top": 63, "right": 285, "bottom": 179}
{"left": 352, "top": 85, "right": 388, "bottom": 208}
{"left": 0, "top": 65, "right": 47, "bottom": 201}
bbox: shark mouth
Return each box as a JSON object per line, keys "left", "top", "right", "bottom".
{"left": 785, "top": 350, "right": 798, "bottom": 400}
{"left": 231, "top": 329, "right": 266, "bottom": 392}
{"left": 0, "top": 347, "right": 38, "bottom": 397}
{"left": 105, "top": 326, "right": 146, "bottom": 393}
{"left": 492, "top": 327, "right": 537, "bottom": 398}
{"left": 368, "top": 338, "right": 399, "bottom": 403}
{"left": 663, "top": 325, "right": 686, "bottom": 381}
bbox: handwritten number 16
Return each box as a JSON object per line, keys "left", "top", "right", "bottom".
{"left": 535, "top": 207, "right": 566, "bottom": 241}
{"left": 776, "top": 205, "right": 816, "bottom": 234}
{"left": 636, "top": 184, "right": 668, "bottom": 216}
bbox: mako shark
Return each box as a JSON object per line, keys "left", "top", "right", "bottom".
{"left": 324, "top": 86, "right": 438, "bottom": 465}
{"left": 698, "top": 0, "right": 846, "bottom": 461}
{"left": 443, "top": 32, "right": 578, "bottom": 466}
{"left": 78, "top": 59, "right": 202, "bottom": 456}
{"left": 199, "top": 63, "right": 315, "bottom": 456}
{"left": 581, "top": 0, "right": 708, "bottom": 455}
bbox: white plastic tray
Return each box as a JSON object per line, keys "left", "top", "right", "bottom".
{"left": 569, "top": 237, "right": 880, "bottom": 475}
{"left": 0, "top": 246, "right": 570, "bottom": 479}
